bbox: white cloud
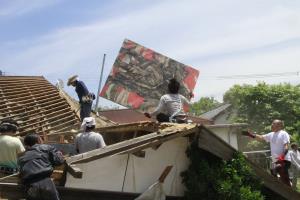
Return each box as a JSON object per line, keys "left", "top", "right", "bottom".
{"left": 0, "top": 0, "right": 59, "bottom": 17}
{"left": 1, "top": 0, "right": 299, "bottom": 105}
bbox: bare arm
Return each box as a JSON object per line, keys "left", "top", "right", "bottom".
{"left": 244, "top": 129, "right": 266, "bottom": 142}
{"left": 253, "top": 134, "right": 265, "bottom": 142}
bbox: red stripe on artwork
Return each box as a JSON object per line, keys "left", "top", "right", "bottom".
{"left": 128, "top": 92, "right": 144, "bottom": 109}
{"left": 183, "top": 66, "right": 199, "bottom": 91}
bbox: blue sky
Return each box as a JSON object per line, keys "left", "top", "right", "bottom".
{"left": 1, "top": 0, "right": 300, "bottom": 107}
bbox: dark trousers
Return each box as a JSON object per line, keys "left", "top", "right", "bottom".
{"left": 271, "top": 160, "right": 291, "bottom": 187}
{"left": 156, "top": 113, "right": 187, "bottom": 123}
{"left": 25, "top": 177, "right": 60, "bottom": 200}
{"left": 80, "top": 102, "right": 92, "bottom": 121}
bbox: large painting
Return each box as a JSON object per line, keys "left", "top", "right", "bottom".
{"left": 100, "top": 39, "right": 199, "bottom": 113}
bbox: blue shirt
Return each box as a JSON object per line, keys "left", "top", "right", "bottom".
{"left": 75, "top": 80, "right": 89, "bottom": 103}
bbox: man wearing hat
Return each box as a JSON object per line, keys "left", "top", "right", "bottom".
{"left": 75, "top": 117, "right": 106, "bottom": 154}
{"left": 0, "top": 119, "right": 25, "bottom": 177}
{"left": 67, "top": 75, "right": 94, "bottom": 121}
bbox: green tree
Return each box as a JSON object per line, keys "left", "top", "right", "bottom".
{"left": 223, "top": 82, "right": 300, "bottom": 142}
{"left": 181, "top": 139, "right": 264, "bottom": 200}
{"left": 190, "top": 97, "right": 221, "bottom": 116}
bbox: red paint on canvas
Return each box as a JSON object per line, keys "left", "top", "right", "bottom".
{"left": 183, "top": 66, "right": 199, "bottom": 91}
{"left": 128, "top": 92, "right": 144, "bottom": 109}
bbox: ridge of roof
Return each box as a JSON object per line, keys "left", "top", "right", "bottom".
{"left": 200, "top": 103, "right": 231, "bottom": 120}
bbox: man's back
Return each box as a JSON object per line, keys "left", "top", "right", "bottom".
{"left": 0, "top": 135, "right": 24, "bottom": 169}
{"left": 75, "top": 131, "right": 106, "bottom": 153}
{"left": 19, "top": 144, "right": 64, "bottom": 183}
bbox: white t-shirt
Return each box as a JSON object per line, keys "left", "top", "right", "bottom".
{"left": 75, "top": 131, "right": 106, "bottom": 154}
{"left": 289, "top": 150, "right": 300, "bottom": 170}
{"left": 263, "top": 130, "right": 290, "bottom": 162}
{"left": 151, "top": 94, "right": 191, "bottom": 117}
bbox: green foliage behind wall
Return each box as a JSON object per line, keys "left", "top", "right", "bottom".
{"left": 181, "top": 139, "right": 264, "bottom": 200}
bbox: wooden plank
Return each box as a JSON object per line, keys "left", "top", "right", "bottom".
{"left": 13, "top": 103, "right": 69, "bottom": 123}
{"left": 0, "top": 98, "right": 65, "bottom": 117}
{"left": 0, "top": 89, "right": 58, "bottom": 103}
{"left": 0, "top": 82, "right": 54, "bottom": 91}
{"left": 66, "top": 164, "right": 83, "bottom": 178}
{"left": 0, "top": 183, "right": 183, "bottom": 200}
{"left": 47, "top": 121, "right": 157, "bottom": 137}
{"left": 0, "top": 87, "right": 57, "bottom": 100}
{"left": 159, "top": 166, "right": 173, "bottom": 183}
{"left": 19, "top": 109, "right": 74, "bottom": 129}
{"left": 20, "top": 116, "right": 78, "bottom": 136}
{"left": 67, "top": 124, "right": 198, "bottom": 164}
{"left": 0, "top": 76, "right": 45, "bottom": 81}
{"left": 0, "top": 93, "right": 61, "bottom": 110}
{"left": 0, "top": 101, "right": 67, "bottom": 120}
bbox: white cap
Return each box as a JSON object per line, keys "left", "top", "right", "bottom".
{"left": 80, "top": 117, "right": 96, "bottom": 131}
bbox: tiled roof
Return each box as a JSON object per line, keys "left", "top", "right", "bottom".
{"left": 0, "top": 76, "right": 80, "bottom": 136}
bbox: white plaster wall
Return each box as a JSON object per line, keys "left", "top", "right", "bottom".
{"left": 207, "top": 127, "right": 238, "bottom": 150}
{"left": 66, "top": 137, "right": 190, "bottom": 196}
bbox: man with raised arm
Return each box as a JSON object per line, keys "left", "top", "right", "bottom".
{"left": 244, "top": 119, "right": 291, "bottom": 186}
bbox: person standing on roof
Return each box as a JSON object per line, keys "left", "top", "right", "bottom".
{"left": 0, "top": 119, "right": 25, "bottom": 177}
{"left": 67, "top": 75, "right": 95, "bottom": 121}
{"left": 144, "top": 78, "right": 193, "bottom": 123}
{"left": 75, "top": 117, "right": 106, "bottom": 154}
{"left": 244, "top": 119, "right": 291, "bottom": 186}
{"left": 18, "top": 133, "right": 65, "bottom": 200}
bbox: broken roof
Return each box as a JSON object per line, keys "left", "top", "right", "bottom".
{"left": 0, "top": 76, "right": 80, "bottom": 136}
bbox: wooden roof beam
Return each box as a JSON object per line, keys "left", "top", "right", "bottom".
{"left": 20, "top": 117, "right": 79, "bottom": 136}
{"left": 20, "top": 109, "right": 75, "bottom": 130}
{"left": 0, "top": 101, "right": 67, "bottom": 121}
{"left": 0, "top": 82, "right": 53, "bottom": 90}
{"left": 0, "top": 90, "right": 59, "bottom": 105}
{"left": 0, "top": 87, "right": 58, "bottom": 100}
{"left": 0, "top": 94, "right": 63, "bottom": 111}
{"left": 0, "top": 98, "right": 66, "bottom": 117}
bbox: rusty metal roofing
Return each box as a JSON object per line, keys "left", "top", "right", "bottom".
{"left": 98, "top": 109, "right": 153, "bottom": 124}
{"left": 0, "top": 76, "right": 80, "bottom": 137}
{"left": 98, "top": 109, "right": 213, "bottom": 125}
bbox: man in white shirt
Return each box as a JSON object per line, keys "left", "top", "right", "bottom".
{"left": 289, "top": 143, "right": 300, "bottom": 189}
{"left": 75, "top": 117, "right": 106, "bottom": 154}
{"left": 245, "top": 119, "right": 291, "bottom": 186}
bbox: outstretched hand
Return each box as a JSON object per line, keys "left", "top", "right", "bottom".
{"left": 241, "top": 129, "right": 256, "bottom": 138}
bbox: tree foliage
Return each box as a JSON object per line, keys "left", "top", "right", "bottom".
{"left": 190, "top": 97, "right": 221, "bottom": 116}
{"left": 181, "top": 139, "right": 264, "bottom": 200}
{"left": 223, "top": 82, "right": 300, "bottom": 140}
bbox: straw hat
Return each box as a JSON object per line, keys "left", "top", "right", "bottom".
{"left": 67, "top": 75, "right": 78, "bottom": 86}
